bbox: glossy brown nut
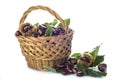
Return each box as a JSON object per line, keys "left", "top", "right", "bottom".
{"left": 68, "top": 58, "right": 77, "bottom": 65}
{"left": 27, "top": 25, "right": 33, "bottom": 30}
{"left": 15, "top": 31, "right": 22, "bottom": 36}
{"left": 22, "top": 26, "right": 29, "bottom": 33}
{"left": 76, "top": 71, "right": 84, "bottom": 77}
{"left": 38, "top": 25, "right": 47, "bottom": 35}
{"left": 22, "top": 23, "right": 32, "bottom": 33}
{"left": 72, "top": 67, "right": 79, "bottom": 74}
{"left": 33, "top": 30, "right": 39, "bottom": 37}
{"left": 66, "top": 63, "right": 74, "bottom": 70}
{"left": 61, "top": 68, "right": 70, "bottom": 75}
{"left": 98, "top": 63, "right": 107, "bottom": 72}
{"left": 78, "top": 53, "right": 93, "bottom": 67}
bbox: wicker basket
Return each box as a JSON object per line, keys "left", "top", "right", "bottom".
{"left": 16, "top": 5, "right": 74, "bottom": 71}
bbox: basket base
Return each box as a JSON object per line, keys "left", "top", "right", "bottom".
{"left": 25, "top": 56, "right": 68, "bottom": 71}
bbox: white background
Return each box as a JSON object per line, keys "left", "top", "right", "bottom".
{"left": 0, "top": 0, "right": 120, "bottom": 80}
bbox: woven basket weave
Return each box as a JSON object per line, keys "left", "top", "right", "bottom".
{"left": 16, "top": 5, "right": 74, "bottom": 71}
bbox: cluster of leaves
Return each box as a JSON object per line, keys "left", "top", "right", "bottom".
{"left": 32, "top": 18, "right": 70, "bottom": 36}
{"left": 45, "top": 18, "right": 70, "bottom": 28}
{"left": 77, "top": 64, "right": 107, "bottom": 77}
{"left": 46, "top": 44, "right": 107, "bottom": 77}
{"left": 72, "top": 45, "right": 107, "bottom": 77}
{"left": 44, "top": 18, "right": 70, "bottom": 36}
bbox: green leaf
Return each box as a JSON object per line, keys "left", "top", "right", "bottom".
{"left": 92, "top": 55, "right": 104, "bottom": 67}
{"left": 77, "top": 64, "right": 107, "bottom": 77}
{"left": 57, "top": 18, "right": 70, "bottom": 28}
{"left": 86, "top": 69, "right": 107, "bottom": 77}
{"left": 52, "top": 19, "right": 58, "bottom": 26}
{"left": 56, "top": 69, "right": 62, "bottom": 73}
{"left": 77, "top": 64, "right": 87, "bottom": 75}
{"left": 57, "top": 23, "right": 63, "bottom": 28}
{"left": 45, "top": 22, "right": 50, "bottom": 27}
{"left": 46, "top": 66, "right": 57, "bottom": 73}
{"left": 71, "top": 53, "right": 81, "bottom": 59}
{"left": 90, "top": 45, "right": 100, "bottom": 61}
{"left": 45, "top": 19, "right": 58, "bottom": 27}
{"left": 64, "top": 18, "right": 70, "bottom": 26}
{"left": 33, "top": 22, "right": 39, "bottom": 28}
{"left": 45, "top": 26, "right": 53, "bottom": 36}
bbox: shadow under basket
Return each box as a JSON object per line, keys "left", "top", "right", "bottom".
{"left": 16, "top": 5, "right": 74, "bottom": 71}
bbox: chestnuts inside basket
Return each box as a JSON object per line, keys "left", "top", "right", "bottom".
{"left": 15, "top": 18, "right": 70, "bottom": 37}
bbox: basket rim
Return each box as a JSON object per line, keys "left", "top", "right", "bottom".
{"left": 16, "top": 28, "right": 74, "bottom": 39}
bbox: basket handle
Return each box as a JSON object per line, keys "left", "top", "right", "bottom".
{"left": 19, "top": 5, "right": 68, "bottom": 32}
